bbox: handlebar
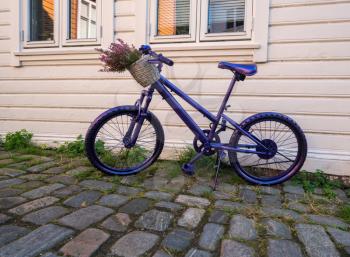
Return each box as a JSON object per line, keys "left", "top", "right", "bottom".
{"left": 139, "top": 45, "right": 174, "bottom": 67}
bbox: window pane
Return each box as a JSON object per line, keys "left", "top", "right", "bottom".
{"left": 208, "top": 0, "right": 245, "bottom": 33}
{"left": 29, "top": 0, "right": 55, "bottom": 41}
{"left": 157, "top": 0, "right": 190, "bottom": 36}
{"left": 68, "top": 0, "right": 97, "bottom": 40}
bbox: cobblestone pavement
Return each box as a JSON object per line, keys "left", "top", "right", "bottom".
{"left": 0, "top": 149, "right": 349, "bottom": 257}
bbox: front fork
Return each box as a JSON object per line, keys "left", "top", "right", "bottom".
{"left": 123, "top": 88, "right": 154, "bottom": 148}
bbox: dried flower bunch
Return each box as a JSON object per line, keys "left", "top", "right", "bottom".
{"left": 97, "top": 39, "right": 142, "bottom": 72}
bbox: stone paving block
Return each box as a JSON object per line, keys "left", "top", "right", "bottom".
{"left": 0, "top": 159, "right": 14, "bottom": 165}
{"left": 119, "top": 198, "right": 152, "bottom": 215}
{"left": 199, "top": 223, "right": 225, "bottom": 251}
{"left": 135, "top": 209, "right": 173, "bottom": 232}
{"left": 0, "top": 178, "right": 24, "bottom": 189}
{"left": 63, "top": 191, "right": 102, "bottom": 208}
{"left": 60, "top": 228, "right": 110, "bottom": 257}
{"left": 111, "top": 231, "right": 159, "bottom": 257}
{"left": 259, "top": 186, "right": 281, "bottom": 195}
{"left": 261, "top": 194, "right": 282, "bottom": 207}
{"left": 144, "top": 191, "right": 173, "bottom": 201}
{"left": 18, "top": 174, "right": 49, "bottom": 181}
{"left": 43, "top": 166, "right": 66, "bottom": 174}
{"left": 27, "top": 161, "right": 56, "bottom": 173}
{"left": 307, "top": 214, "right": 348, "bottom": 229}
{"left": 188, "top": 184, "right": 212, "bottom": 196}
{"left": 14, "top": 180, "right": 45, "bottom": 190}
{"left": 22, "top": 206, "right": 69, "bottom": 225}
{"left": 41, "top": 253, "right": 59, "bottom": 257}
{"left": 46, "top": 175, "right": 78, "bottom": 185}
{"left": 287, "top": 202, "right": 310, "bottom": 213}
{"left": 334, "top": 189, "right": 347, "bottom": 201}
{"left": 0, "top": 225, "right": 30, "bottom": 247}
{"left": 98, "top": 194, "right": 128, "bottom": 208}
{"left": 117, "top": 185, "right": 142, "bottom": 196}
{"left": 296, "top": 223, "right": 340, "bottom": 257}
{"left": 59, "top": 205, "right": 114, "bottom": 230}
{"left": 101, "top": 213, "right": 131, "bottom": 232}
{"left": 21, "top": 183, "right": 65, "bottom": 199}
{"left": 283, "top": 185, "right": 305, "bottom": 195}
{"left": 9, "top": 196, "right": 59, "bottom": 215}
{"left": 178, "top": 208, "right": 205, "bottom": 229}
{"left": 120, "top": 175, "right": 139, "bottom": 186}
{"left": 229, "top": 215, "right": 257, "bottom": 240}
{"left": 208, "top": 210, "right": 229, "bottom": 224}
{"left": 162, "top": 228, "right": 194, "bottom": 252}
{"left": 327, "top": 227, "right": 350, "bottom": 246}
{"left": 262, "top": 219, "right": 292, "bottom": 239}
{"left": 0, "top": 214, "right": 11, "bottom": 224}
{"left": 65, "top": 166, "right": 93, "bottom": 176}
{"left": 0, "top": 224, "right": 74, "bottom": 257}
{"left": 213, "top": 191, "right": 232, "bottom": 200}
{"left": 0, "top": 188, "right": 23, "bottom": 197}
{"left": 155, "top": 201, "right": 183, "bottom": 212}
{"left": 167, "top": 176, "right": 186, "bottom": 192}
{"left": 80, "top": 180, "right": 114, "bottom": 191}
{"left": 239, "top": 189, "right": 257, "bottom": 204}
{"left": 284, "top": 193, "right": 304, "bottom": 202}
{"left": 143, "top": 177, "right": 168, "bottom": 190}
{"left": 175, "top": 194, "right": 210, "bottom": 208}
{"left": 214, "top": 200, "right": 246, "bottom": 212}
{"left": 220, "top": 240, "right": 255, "bottom": 257}
{"left": 0, "top": 196, "right": 27, "bottom": 209}
{"left": 0, "top": 168, "right": 25, "bottom": 177}
{"left": 267, "top": 239, "right": 303, "bottom": 257}
{"left": 261, "top": 207, "right": 303, "bottom": 222}
{"left": 52, "top": 185, "right": 82, "bottom": 198}
{"left": 185, "top": 248, "right": 213, "bottom": 257}
{"left": 217, "top": 183, "right": 237, "bottom": 194}
{"left": 153, "top": 250, "right": 171, "bottom": 257}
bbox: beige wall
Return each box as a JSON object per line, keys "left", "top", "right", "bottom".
{"left": 0, "top": 0, "right": 349, "bottom": 175}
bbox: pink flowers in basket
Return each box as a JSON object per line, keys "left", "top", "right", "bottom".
{"left": 96, "top": 39, "right": 141, "bottom": 73}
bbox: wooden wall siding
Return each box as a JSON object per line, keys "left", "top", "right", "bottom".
{"left": 0, "top": 0, "right": 350, "bottom": 175}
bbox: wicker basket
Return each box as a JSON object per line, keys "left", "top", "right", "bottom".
{"left": 128, "top": 56, "right": 160, "bottom": 87}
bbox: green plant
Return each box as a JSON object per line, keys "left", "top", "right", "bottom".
{"left": 57, "top": 135, "right": 85, "bottom": 156}
{"left": 292, "top": 169, "right": 341, "bottom": 199}
{"left": 4, "top": 129, "right": 33, "bottom": 150}
{"left": 97, "top": 39, "right": 141, "bottom": 73}
{"left": 337, "top": 205, "right": 350, "bottom": 223}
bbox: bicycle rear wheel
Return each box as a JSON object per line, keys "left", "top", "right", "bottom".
{"left": 85, "top": 105, "right": 164, "bottom": 176}
{"left": 228, "top": 112, "right": 307, "bottom": 185}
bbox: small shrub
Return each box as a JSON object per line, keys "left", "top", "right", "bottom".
{"left": 292, "top": 169, "right": 341, "bottom": 199}
{"left": 57, "top": 135, "right": 85, "bottom": 156}
{"left": 4, "top": 129, "right": 33, "bottom": 150}
{"left": 178, "top": 146, "right": 196, "bottom": 165}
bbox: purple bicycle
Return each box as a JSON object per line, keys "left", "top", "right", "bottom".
{"left": 85, "top": 45, "right": 307, "bottom": 186}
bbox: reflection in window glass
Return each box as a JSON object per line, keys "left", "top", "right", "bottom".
{"left": 157, "top": 0, "right": 190, "bottom": 36}
{"left": 68, "top": 0, "right": 97, "bottom": 39}
{"left": 29, "top": 0, "right": 55, "bottom": 41}
{"left": 208, "top": 0, "right": 245, "bottom": 33}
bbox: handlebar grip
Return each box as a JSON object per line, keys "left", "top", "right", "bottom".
{"left": 158, "top": 54, "right": 174, "bottom": 66}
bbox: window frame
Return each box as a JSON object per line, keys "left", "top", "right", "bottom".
{"left": 149, "top": 0, "right": 198, "bottom": 43}
{"left": 199, "top": 0, "right": 253, "bottom": 42}
{"left": 22, "top": 0, "right": 60, "bottom": 48}
{"left": 62, "top": 0, "right": 102, "bottom": 46}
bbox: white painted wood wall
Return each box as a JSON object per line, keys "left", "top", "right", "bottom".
{"left": 0, "top": 0, "right": 349, "bottom": 175}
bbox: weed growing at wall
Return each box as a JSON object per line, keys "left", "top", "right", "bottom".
{"left": 57, "top": 135, "right": 85, "bottom": 157}
{"left": 4, "top": 129, "right": 33, "bottom": 150}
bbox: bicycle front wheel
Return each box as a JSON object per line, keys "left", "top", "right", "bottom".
{"left": 228, "top": 112, "right": 307, "bottom": 185}
{"left": 85, "top": 105, "right": 164, "bottom": 176}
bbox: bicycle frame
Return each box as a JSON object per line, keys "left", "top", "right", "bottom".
{"left": 129, "top": 74, "right": 268, "bottom": 156}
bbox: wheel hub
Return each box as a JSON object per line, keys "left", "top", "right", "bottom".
{"left": 256, "top": 139, "right": 278, "bottom": 159}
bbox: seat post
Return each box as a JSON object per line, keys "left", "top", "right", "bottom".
{"left": 208, "top": 75, "right": 237, "bottom": 140}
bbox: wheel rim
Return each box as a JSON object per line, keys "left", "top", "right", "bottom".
{"left": 93, "top": 113, "right": 158, "bottom": 172}
{"left": 233, "top": 119, "right": 301, "bottom": 181}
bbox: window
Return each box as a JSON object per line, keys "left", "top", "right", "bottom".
{"left": 21, "top": 0, "right": 109, "bottom": 49}
{"left": 150, "top": 0, "right": 197, "bottom": 43}
{"left": 149, "top": 0, "right": 253, "bottom": 43}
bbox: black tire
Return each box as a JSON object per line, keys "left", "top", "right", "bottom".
{"left": 85, "top": 105, "right": 164, "bottom": 176}
{"left": 228, "top": 112, "right": 307, "bottom": 185}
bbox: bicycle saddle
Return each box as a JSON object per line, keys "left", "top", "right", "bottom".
{"left": 218, "top": 62, "right": 257, "bottom": 76}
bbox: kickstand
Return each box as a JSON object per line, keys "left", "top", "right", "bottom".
{"left": 212, "top": 152, "right": 222, "bottom": 191}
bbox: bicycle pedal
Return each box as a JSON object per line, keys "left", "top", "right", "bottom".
{"left": 182, "top": 163, "right": 195, "bottom": 176}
